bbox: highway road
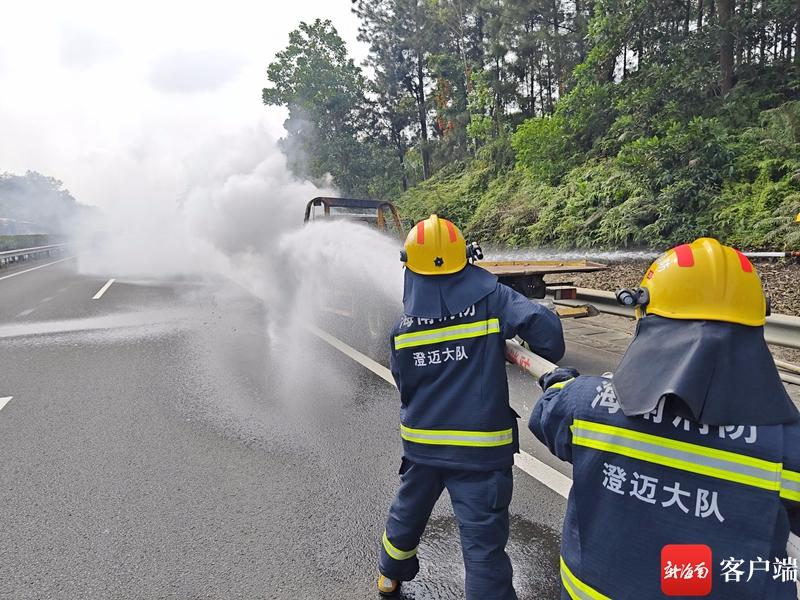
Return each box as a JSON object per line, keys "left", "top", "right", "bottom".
{"left": 1, "top": 256, "right": 793, "bottom": 599}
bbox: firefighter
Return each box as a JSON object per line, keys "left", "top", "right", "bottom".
{"left": 530, "top": 238, "right": 800, "bottom": 599}
{"left": 377, "top": 215, "right": 565, "bottom": 598}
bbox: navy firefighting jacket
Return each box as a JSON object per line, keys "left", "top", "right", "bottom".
{"left": 389, "top": 273, "right": 564, "bottom": 472}
{"left": 530, "top": 375, "right": 800, "bottom": 599}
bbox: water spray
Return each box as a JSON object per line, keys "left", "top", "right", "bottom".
{"left": 743, "top": 251, "right": 800, "bottom": 259}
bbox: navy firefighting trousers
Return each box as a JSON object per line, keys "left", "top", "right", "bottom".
{"left": 379, "top": 458, "right": 517, "bottom": 600}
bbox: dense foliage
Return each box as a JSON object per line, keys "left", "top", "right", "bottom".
{"left": 266, "top": 1, "right": 800, "bottom": 249}
{"left": 0, "top": 171, "right": 82, "bottom": 234}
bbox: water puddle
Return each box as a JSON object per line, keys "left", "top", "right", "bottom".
{"left": 398, "top": 515, "right": 561, "bottom": 599}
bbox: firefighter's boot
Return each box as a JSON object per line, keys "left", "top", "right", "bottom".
{"left": 377, "top": 574, "right": 400, "bottom": 597}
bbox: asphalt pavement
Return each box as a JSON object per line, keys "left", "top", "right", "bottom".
{"left": 3, "top": 255, "right": 774, "bottom": 599}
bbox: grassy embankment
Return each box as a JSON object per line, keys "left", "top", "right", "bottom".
{"left": 398, "top": 68, "right": 800, "bottom": 252}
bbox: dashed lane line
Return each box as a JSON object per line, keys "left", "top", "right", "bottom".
{"left": 0, "top": 397, "right": 13, "bottom": 412}
{"left": 308, "top": 325, "right": 571, "bottom": 499}
{"left": 16, "top": 308, "right": 35, "bottom": 317}
{"left": 0, "top": 256, "right": 75, "bottom": 282}
{"left": 92, "top": 278, "right": 116, "bottom": 300}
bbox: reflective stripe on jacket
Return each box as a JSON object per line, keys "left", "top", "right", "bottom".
{"left": 530, "top": 375, "right": 800, "bottom": 599}
{"left": 390, "top": 282, "right": 564, "bottom": 471}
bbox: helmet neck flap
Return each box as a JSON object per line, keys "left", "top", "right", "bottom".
{"left": 612, "top": 315, "right": 798, "bottom": 426}
{"left": 402, "top": 264, "right": 497, "bottom": 319}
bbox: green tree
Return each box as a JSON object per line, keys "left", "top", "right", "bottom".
{"left": 353, "top": 0, "right": 441, "bottom": 180}
{"left": 393, "top": 0, "right": 800, "bottom": 248}
{"left": 717, "top": 0, "right": 735, "bottom": 92}
{"left": 0, "top": 171, "right": 83, "bottom": 233}
{"left": 263, "top": 19, "right": 387, "bottom": 195}
{"left": 262, "top": 2, "right": 800, "bottom": 248}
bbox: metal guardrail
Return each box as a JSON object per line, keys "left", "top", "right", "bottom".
{"left": 554, "top": 288, "right": 800, "bottom": 350}
{"left": 766, "top": 314, "right": 800, "bottom": 351}
{"left": 0, "top": 244, "right": 69, "bottom": 266}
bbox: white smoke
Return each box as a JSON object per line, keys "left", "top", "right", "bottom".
{"left": 1, "top": 0, "right": 394, "bottom": 424}
{"left": 74, "top": 122, "right": 404, "bottom": 351}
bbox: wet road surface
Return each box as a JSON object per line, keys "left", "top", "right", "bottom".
{"left": 0, "top": 257, "right": 643, "bottom": 599}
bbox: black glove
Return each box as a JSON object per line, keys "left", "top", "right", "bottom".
{"left": 538, "top": 367, "right": 580, "bottom": 391}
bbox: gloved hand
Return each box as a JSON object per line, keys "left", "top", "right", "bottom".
{"left": 538, "top": 366, "right": 580, "bottom": 391}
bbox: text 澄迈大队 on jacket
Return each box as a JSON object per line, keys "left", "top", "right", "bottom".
{"left": 530, "top": 375, "right": 800, "bottom": 599}
{"left": 390, "top": 267, "right": 565, "bottom": 472}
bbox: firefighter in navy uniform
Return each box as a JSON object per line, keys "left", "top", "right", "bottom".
{"left": 530, "top": 237, "right": 800, "bottom": 599}
{"left": 376, "top": 215, "right": 565, "bottom": 598}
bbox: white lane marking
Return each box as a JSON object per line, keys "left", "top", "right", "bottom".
{"left": 789, "top": 533, "right": 800, "bottom": 560}
{"left": 92, "top": 278, "right": 116, "bottom": 300}
{"left": 0, "top": 256, "right": 75, "bottom": 282}
{"left": 40, "top": 296, "right": 54, "bottom": 303}
{"left": 0, "top": 397, "right": 13, "bottom": 412}
{"left": 308, "top": 325, "right": 395, "bottom": 385}
{"left": 308, "top": 325, "right": 573, "bottom": 498}
{"left": 16, "top": 308, "right": 35, "bottom": 317}
{"left": 514, "top": 450, "right": 571, "bottom": 498}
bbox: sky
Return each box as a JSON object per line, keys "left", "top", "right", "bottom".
{"left": 0, "top": 0, "right": 368, "bottom": 209}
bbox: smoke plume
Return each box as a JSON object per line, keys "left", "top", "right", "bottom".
{"left": 74, "top": 123, "right": 404, "bottom": 349}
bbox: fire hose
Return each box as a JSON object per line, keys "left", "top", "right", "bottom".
{"left": 504, "top": 338, "right": 558, "bottom": 381}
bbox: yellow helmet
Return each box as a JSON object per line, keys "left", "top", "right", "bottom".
{"left": 401, "top": 214, "right": 467, "bottom": 275}
{"left": 620, "top": 238, "right": 768, "bottom": 327}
